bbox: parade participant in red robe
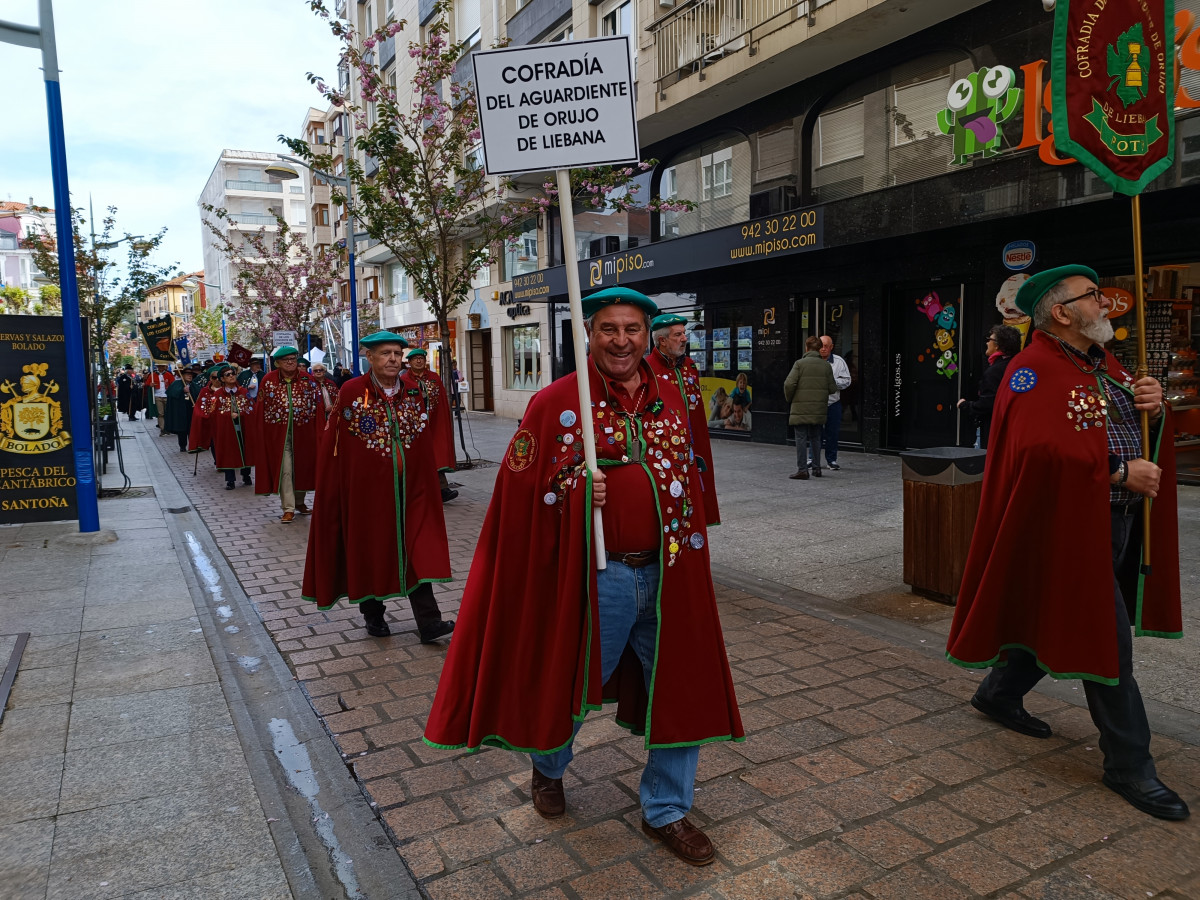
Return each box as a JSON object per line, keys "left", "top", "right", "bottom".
{"left": 301, "top": 331, "right": 454, "bottom": 643}
{"left": 251, "top": 346, "right": 322, "bottom": 523}
{"left": 400, "top": 348, "right": 455, "bottom": 472}
{"left": 197, "top": 363, "right": 253, "bottom": 490}
{"left": 946, "top": 265, "right": 1187, "bottom": 822}
{"left": 310, "top": 361, "right": 340, "bottom": 421}
{"left": 647, "top": 312, "right": 720, "bottom": 525}
{"left": 425, "top": 288, "right": 743, "bottom": 866}
{"left": 186, "top": 368, "right": 216, "bottom": 455}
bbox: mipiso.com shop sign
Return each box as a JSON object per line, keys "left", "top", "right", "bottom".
{"left": 0, "top": 315, "right": 79, "bottom": 524}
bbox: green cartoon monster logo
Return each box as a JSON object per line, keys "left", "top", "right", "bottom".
{"left": 936, "top": 66, "right": 1023, "bottom": 165}
{"left": 1107, "top": 23, "right": 1148, "bottom": 108}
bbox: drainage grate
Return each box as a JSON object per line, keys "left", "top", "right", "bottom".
{"left": 166, "top": 506, "right": 191, "bottom": 514}
{"left": 99, "top": 487, "right": 155, "bottom": 500}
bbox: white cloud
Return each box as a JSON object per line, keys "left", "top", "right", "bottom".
{"left": 2, "top": 0, "right": 341, "bottom": 274}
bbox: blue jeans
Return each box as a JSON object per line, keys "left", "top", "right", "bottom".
{"left": 823, "top": 400, "right": 842, "bottom": 464}
{"left": 531, "top": 558, "right": 699, "bottom": 828}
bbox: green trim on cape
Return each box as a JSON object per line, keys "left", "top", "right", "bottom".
{"left": 945, "top": 642, "right": 1120, "bottom": 686}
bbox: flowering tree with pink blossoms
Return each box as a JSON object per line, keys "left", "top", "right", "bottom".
{"left": 202, "top": 207, "right": 352, "bottom": 357}
{"left": 289, "top": 0, "right": 692, "bottom": 390}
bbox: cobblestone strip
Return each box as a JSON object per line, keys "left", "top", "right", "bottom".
{"left": 154, "top": 437, "right": 1200, "bottom": 899}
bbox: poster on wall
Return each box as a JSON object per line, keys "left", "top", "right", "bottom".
{"left": 712, "top": 328, "right": 730, "bottom": 349}
{"left": 737, "top": 349, "right": 752, "bottom": 371}
{"left": 702, "top": 372, "right": 752, "bottom": 434}
{"left": 713, "top": 349, "right": 730, "bottom": 370}
{"left": 737, "top": 327, "right": 752, "bottom": 348}
{"left": 0, "top": 315, "right": 80, "bottom": 525}
{"left": 689, "top": 329, "right": 706, "bottom": 349}
{"left": 690, "top": 351, "right": 707, "bottom": 371}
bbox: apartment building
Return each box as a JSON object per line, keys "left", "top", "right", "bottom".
{"left": 0, "top": 200, "right": 56, "bottom": 296}
{"left": 137, "top": 271, "right": 206, "bottom": 324}
{"left": 196, "top": 149, "right": 311, "bottom": 323}
{"left": 335, "top": 0, "right": 1200, "bottom": 454}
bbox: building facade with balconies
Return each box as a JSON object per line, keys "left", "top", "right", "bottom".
{"left": 0, "top": 201, "right": 56, "bottom": 299}
{"left": 196, "top": 149, "right": 311, "bottom": 337}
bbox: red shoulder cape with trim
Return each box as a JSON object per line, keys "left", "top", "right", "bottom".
{"left": 648, "top": 349, "right": 720, "bottom": 526}
{"left": 946, "top": 331, "right": 1182, "bottom": 684}
{"left": 300, "top": 374, "right": 451, "bottom": 609}
{"left": 401, "top": 369, "right": 455, "bottom": 471}
{"left": 186, "top": 385, "right": 214, "bottom": 453}
{"left": 196, "top": 386, "right": 252, "bottom": 470}
{"left": 250, "top": 370, "right": 321, "bottom": 495}
{"left": 424, "top": 362, "right": 743, "bottom": 752}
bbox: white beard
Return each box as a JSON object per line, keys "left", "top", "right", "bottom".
{"left": 1079, "top": 312, "right": 1115, "bottom": 345}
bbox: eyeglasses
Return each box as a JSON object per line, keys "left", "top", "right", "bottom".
{"left": 1060, "top": 287, "right": 1105, "bottom": 306}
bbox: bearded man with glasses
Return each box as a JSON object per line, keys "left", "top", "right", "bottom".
{"left": 947, "top": 265, "right": 1188, "bottom": 821}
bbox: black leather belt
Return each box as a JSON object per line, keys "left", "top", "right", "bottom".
{"left": 607, "top": 549, "right": 658, "bottom": 568}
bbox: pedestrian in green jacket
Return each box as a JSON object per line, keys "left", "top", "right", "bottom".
{"left": 783, "top": 336, "right": 836, "bottom": 480}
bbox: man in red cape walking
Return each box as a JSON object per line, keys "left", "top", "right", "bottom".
{"left": 647, "top": 312, "right": 720, "bottom": 526}
{"left": 946, "top": 265, "right": 1188, "bottom": 821}
{"left": 402, "top": 347, "right": 459, "bottom": 502}
{"left": 251, "top": 346, "right": 321, "bottom": 523}
{"left": 301, "top": 331, "right": 455, "bottom": 643}
{"left": 197, "top": 363, "right": 253, "bottom": 490}
{"left": 425, "top": 288, "right": 743, "bottom": 866}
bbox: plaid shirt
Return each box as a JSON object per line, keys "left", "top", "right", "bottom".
{"left": 1060, "top": 340, "right": 1141, "bottom": 506}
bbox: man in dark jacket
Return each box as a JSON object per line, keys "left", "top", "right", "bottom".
{"left": 783, "top": 336, "right": 836, "bottom": 480}
{"left": 116, "top": 365, "right": 140, "bottom": 420}
{"left": 163, "top": 368, "right": 199, "bottom": 451}
{"left": 958, "top": 324, "right": 1022, "bottom": 448}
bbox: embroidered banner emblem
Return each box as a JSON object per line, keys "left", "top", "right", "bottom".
{"left": 506, "top": 428, "right": 538, "bottom": 472}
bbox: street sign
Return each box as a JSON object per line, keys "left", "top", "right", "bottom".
{"left": 472, "top": 36, "right": 639, "bottom": 177}
{"left": 271, "top": 330, "right": 297, "bottom": 348}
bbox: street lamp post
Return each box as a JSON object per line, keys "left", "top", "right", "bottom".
{"left": 264, "top": 157, "right": 360, "bottom": 374}
{"left": 1, "top": 0, "right": 99, "bottom": 532}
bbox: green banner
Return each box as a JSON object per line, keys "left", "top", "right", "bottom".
{"left": 138, "top": 314, "right": 177, "bottom": 363}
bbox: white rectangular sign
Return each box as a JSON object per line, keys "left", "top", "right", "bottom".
{"left": 271, "top": 330, "right": 297, "bottom": 348}
{"left": 472, "top": 35, "right": 640, "bottom": 176}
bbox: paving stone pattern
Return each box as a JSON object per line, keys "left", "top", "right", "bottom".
{"left": 153, "top": 432, "right": 1200, "bottom": 899}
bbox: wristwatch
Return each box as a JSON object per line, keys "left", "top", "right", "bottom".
{"left": 1117, "top": 460, "right": 1129, "bottom": 485}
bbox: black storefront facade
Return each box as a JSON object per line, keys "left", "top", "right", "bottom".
{"left": 525, "top": 0, "right": 1200, "bottom": 453}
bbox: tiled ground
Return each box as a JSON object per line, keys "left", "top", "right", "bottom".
{"left": 152, "top": 431, "right": 1200, "bottom": 899}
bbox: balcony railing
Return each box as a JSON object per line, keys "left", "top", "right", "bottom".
{"left": 225, "top": 179, "right": 283, "bottom": 193}
{"left": 228, "top": 213, "right": 281, "bottom": 225}
{"left": 650, "top": 0, "right": 830, "bottom": 92}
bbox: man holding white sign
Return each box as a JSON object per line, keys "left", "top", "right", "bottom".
{"left": 426, "top": 288, "right": 743, "bottom": 866}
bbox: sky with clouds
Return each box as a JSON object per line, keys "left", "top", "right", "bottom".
{"left": 4, "top": 0, "right": 342, "bottom": 275}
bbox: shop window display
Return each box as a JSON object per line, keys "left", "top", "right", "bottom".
{"left": 505, "top": 324, "right": 543, "bottom": 391}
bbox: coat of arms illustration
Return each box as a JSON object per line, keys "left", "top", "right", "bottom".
{"left": 0, "top": 363, "right": 71, "bottom": 454}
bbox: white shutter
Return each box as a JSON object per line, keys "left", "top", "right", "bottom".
{"left": 817, "top": 102, "right": 864, "bottom": 167}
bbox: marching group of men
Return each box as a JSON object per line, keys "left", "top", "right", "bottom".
{"left": 132, "top": 267, "right": 1192, "bottom": 870}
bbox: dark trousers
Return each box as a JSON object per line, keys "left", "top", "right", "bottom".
{"left": 361, "top": 583, "right": 442, "bottom": 631}
{"left": 794, "top": 424, "right": 822, "bottom": 471}
{"left": 976, "top": 507, "right": 1155, "bottom": 782}
{"left": 823, "top": 400, "right": 843, "bottom": 464}
{"left": 224, "top": 467, "right": 251, "bottom": 486}
{"left": 177, "top": 431, "right": 188, "bottom": 451}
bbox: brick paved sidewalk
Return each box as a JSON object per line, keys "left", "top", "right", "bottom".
{"left": 151, "top": 431, "right": 1200, "bottom": 899}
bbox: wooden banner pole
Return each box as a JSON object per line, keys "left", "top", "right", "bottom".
{"left": 556, "top": 168, "right": 606, "bottom": 570}
{"left": 1131, "top": 193, "right": 1151, "bottom": 572}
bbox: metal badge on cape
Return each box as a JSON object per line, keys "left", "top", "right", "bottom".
{"left": 1051, "top": 0, "right": 1176, "bottom": 195}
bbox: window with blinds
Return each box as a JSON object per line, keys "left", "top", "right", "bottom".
{"left": 659, "top": 133, "right": 751, "bottom": 239}
{"left": 816, "top": 102, "right": 864, "bottom": 166}
{"left": 891, "top": 75, "right": 949, "bottom": 146}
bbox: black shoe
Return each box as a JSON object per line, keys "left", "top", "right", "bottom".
{"left": 1102, "top": 775, "right": 1190, "bottom": 820}
{"left": 419, "top": 620, "right": 454, "bottom": 644}
{"left": 243, "top": 476, "right": 253, "bottom": 486}
{"left": 970, "top": 695, "right": 1052, "bottom": 738}
{"left": 828, "top": 462, "right": 841, "bottom": 470}
{"left": 789, "top": 469, "right": 809, "bottom": 480}
{"left": 812, "top": 467, "right": 822, "bottom": 478}
{"left": 225, "top": 483, "right": 235, "bottom": 491}
{"left": 441, "top": 487, "right": 459, "bottom": 503}
{"left": 362, "top": 599, "right": 390, "bottom": 637}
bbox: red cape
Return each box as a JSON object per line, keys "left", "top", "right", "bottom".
{"left": 301, "top": 373, "right": 451, "bottom": 609}
{"left": 196, "top": 385, "right": 252, "bottom": 470}
{"left": 401, "top": 368, "right": 455, "bottom": 471}
{"left": 250, "top": 370, "right": 321, "bottom": 495}
{"left": 946, "top": 331, "right": 1182, "bottom": 685}
{"left": 314, "top": 376, "right": 340, "bottom": 421}
{"left": 424, "top": 360, "right": 743, "bottom": 752}
{"left": 648, "top": 349, "right": 720, "bottom": 526}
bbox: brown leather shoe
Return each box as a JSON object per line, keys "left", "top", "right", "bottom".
{"left": 641, "top": 817, "right": 715, "bottom": 866}
{"left": 789, "top": 469, "right": 809, "bottom": 480}
{"left": 296, "top": 504, "right": 311, "bottom": 515}
{"left": 280, "top": 511, "right": 295, "bottom": 523}
{"left": 530, "top": 765, "right": 565, "bottom": 819}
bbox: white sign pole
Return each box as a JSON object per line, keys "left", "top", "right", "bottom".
{"left": 556, "top": 167, "right": 606, "bottom": 571}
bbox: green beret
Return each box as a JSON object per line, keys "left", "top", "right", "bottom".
{"left": 651, "top": 313, "right": 687, "bottom": 330}
{"left": 210, "top": 363, "right": 233, "bottom": 377}
{"left": 406, "top": 348, "right": 428, "bottom": 358}
{"left": 581, "top": 286, "right": 660, "bottom": 319}
{"left": 359, "top": 330, "right": 410, "bottom": 348}
{"left": 272, "top": 345, "right": 299, "bottom": 360}
{"left": 1014, "top": 265, "right": 1099, "bottom": 318}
